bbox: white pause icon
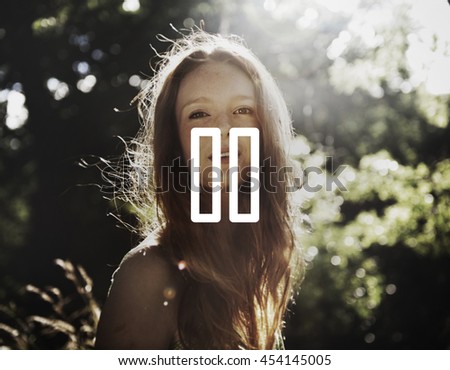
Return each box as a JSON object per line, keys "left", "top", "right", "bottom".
{"left": 190, "top": 127, "right": 260, "bottom": 223}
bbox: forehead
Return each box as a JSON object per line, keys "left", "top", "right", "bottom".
{"left": 176, "top": 61, "right": 256, "bottom": 103}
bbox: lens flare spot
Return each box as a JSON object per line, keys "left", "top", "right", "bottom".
{"left": 364, "top": 333, "right": 375, "bottom": 344}
{"left": 178, "top": 260, "right": 187, "bottom": 270}
{"left": 354, "top": 287, "right": 366, "bottom": 298}
{"left": 331, "top": 255, "right": 341, "bottom": 266}
{"left": 163, "top": 287, "right": 176, "bottom": 300}
{"left": 385, "top": 283, "right": 397, "bottom": 295}
{"left": 356, "top": 268, "right": 366, "bottom": 278}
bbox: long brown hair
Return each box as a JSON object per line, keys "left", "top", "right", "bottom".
{"left": 125, "top": 31, "right": 303, "bottom": 349}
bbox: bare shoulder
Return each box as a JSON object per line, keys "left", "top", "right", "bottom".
{"left": 95, "top": 244, "right": 184, "bottom": 349}
{"left": 118, "top": 244, "right": 181, "bottom": 286}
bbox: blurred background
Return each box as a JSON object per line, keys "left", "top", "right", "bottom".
{"left": 1, "top": 0, "right": 449, "bottom": 349}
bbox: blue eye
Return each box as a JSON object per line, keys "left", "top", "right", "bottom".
{"left": 234, "top": 107, "right": 253, "bottom": 115}
{"left": 189, "top": 111, "right": 209, "bottom": 119}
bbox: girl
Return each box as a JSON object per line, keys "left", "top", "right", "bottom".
{"left": 95, "top": 30, "right": 303, "bottom": 350}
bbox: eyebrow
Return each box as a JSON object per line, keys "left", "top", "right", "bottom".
{"left": 180, "top": 95, "right": 256, "bottom": 113}
{"left": 180, "top": 97, "right": 211, "bottom": 112}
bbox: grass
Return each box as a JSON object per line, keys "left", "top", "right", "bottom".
{"left": 0, "top": 259, "right": 100, "bottom": 349}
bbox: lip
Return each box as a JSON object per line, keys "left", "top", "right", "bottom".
{"left": 208, "top": 148, "right": 240, "bottom": 161}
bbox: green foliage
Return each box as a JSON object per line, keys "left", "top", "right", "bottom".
{"left": 341, "top": 152, "right": 450, "bottom": 254}
{"left": 245, "top": 0, "right": 450, "bottom": 347}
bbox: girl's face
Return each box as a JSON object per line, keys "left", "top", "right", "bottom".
{"left": 175, "top": 61, "right": 259, "bottom": 189}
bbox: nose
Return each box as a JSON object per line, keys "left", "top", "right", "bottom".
{"left": 215, "top": 113, "right": 231, "bottom": 138}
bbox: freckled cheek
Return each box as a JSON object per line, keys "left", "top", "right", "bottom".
{"left": 178, "top": 129, "right": 210, "bottom": 162}
{"left": 199, "top": 137, "right": 212, "bottom": 162}
{"left": 239, "top": 137, "right": 251, "bottom": 166}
